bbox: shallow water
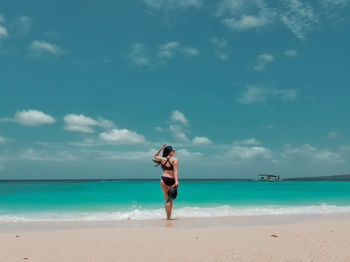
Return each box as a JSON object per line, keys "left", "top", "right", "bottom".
{"left": 1, "top": 180, "right": 350, "bottom": 222}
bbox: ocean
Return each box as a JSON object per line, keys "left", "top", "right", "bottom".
{"left": 1, "top": 180, "right": 350, "bottom": 222}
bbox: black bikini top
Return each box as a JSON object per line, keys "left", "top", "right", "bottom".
{"left": 162, "top": 156, "right": 174, "bottom": 170}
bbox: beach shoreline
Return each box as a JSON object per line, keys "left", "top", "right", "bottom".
{"left": 1, "top": 212, "right": 350, "bottom": 232}
{"left": 1, "top": 214, "right": 350, "bottom": 262}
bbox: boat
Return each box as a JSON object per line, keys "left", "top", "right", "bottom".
{"left": 257, "top": 174, "right": 280, "bottom": 181}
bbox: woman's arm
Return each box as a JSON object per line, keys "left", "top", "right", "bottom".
{"left": 172, "top": 158, "right": 179, "bottom": 187}
{"left": 154, "top": 144, "right": 166, "bottom": 160}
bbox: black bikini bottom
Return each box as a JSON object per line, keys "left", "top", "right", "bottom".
{"left": 161, "top": 176, "right": 175, "bottom": 186}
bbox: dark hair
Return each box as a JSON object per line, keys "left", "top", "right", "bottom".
{"left": 152, "top": 145, "right": 175, "bottom": 168}
{"left": 162, "top": 146, "right": 174, "bottom": 157}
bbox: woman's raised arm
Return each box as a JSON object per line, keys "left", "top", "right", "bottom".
{"left": 154, "top": 144, "right": 166, "bottom": 159}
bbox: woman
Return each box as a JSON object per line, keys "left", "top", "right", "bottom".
{"left": 153, "top": 144, "right": 178, "bottom": 220}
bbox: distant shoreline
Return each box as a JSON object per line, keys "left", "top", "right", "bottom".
{"left": 0, "top": 178, "right": 252, "bottom": 182}
{"left": 0, "top": 174, "right": 350, "bottom": 182}
{"left": 283, "top": 174, "right": 350, "bottom": 181}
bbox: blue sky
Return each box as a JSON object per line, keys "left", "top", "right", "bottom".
{"left": 0, "top": 0, "right": 349, "bottom": 179}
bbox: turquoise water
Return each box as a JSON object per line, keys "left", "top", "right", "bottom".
{"left": 1, "top": 180, "right": 350, "bottom": 221}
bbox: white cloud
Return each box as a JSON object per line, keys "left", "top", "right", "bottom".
{"left": 233, "top": 138, "right": 261, "bottom": 146}
{"left": 216, "top": 0, "right": 321, "bottom": 39}
{"left": 97, "top": 148, "right": 155, "bottom": 160}
{"left": 223, "top": 14, "right": 270, "bottom": 31}
{"left": 253, "top": 53, "right": 274, "bottom": 71}
{"left": 129, "top": 42, "right": 198, "bottom": 67}
{"left": 284, "top": 49, "right": 298, "bottom": 56}
{"left": 20, "top": 148, "right": 78, "bottom": 161}
{"left": 158, "top": 42, "right": 198, "bottom": 59}
{"left": 321, "top": 0, "right": 350, "bottom": 7}
{"left": 279, "top": 0, "right": 318, "bottom": 39}
{"left": 0, "top": 135, "right": 7, "bottom": 143}
{"left": 210, "top": 37, "right": 227, "bottom": 49}
{"left": 157, "top": 111, "right": 191, "bottom": 142}
{"left": 29, "top": 40, "right": 66, "bottom": 58}
{"left": 218, "top": 0, "right": 273, "bottom": 31}
{"left": 337, "top": 0, "right": 350, "bottom": 4}
{"left": 0, "top": 24, "right": 8, "bottom": 39}
{"left": 319, "top": 0, "right": 350, "bottom": 24}
{"left": 11, "top": 16, "right": 32, "bottom": 36}
{"left": 193, "top": 136, "right": 212, "bottom": 145}
{"left": 183, "top": 47, "right": 199, "bottom": 56}
{"left": 328, "top": 131, "right": 340, "bottom": 139}
{"left": 64, "top": 114, "right": 98, "bottom": 133}
{"left": 217, "top": 138, "right": 271, "bottom": 161}
{"left": 128, "top": 43, "right": 150, "bottom": 67}
{"left": 176, "top": 148, "right": 203, "bottom": 158}
{"left": 210, "top": 37, "right": 229, "bottom": 60}
{"left": 283, "top": 143, "right": 342, "bottom": 163}
{"left": 99, "top": 128, "right": 146, "bottom": 144}
{"left": 171, "top": 110, "right": 188, "bottom": 125}
{"left": 229, "top": 145, "right": 271, "bottom": 159}
{"left": 97, "top": 118, "right": 115, "bottom": 129}
{"left": 160, "top": 111, "right": 212, "bottom": 144}
{"left": 217, "top": 53, "right": 229, "bottom": 61}
{"left": 15, "top": 110, "right": 56, "bottom": 126}
{"left": 216, "top": 0, "right": 250, "bottom": 17}
{"left": 158, "top": 41, "right": 180, "bottom": 58}
{"left": 0, "top": 117, "right": 15, "bottom": 123}
{"left": 160, "top": 42, "right": 179, "bottom": 50}
{"left": 143, "top": 0, "right": 203, "bottom": 10}
{"left": 261, "top": 125, "right": 276, "bottom": 129}
{"left": 169, "top": 125, "right": 189, "bottom": 142}
{"left": 154, "top": 126, "right": 165, "bottom": 132}
{"left": 63, "top": 114, "right": 115, "bottom": 133}
{"left": 238, "top": 86, "right": 298, "bottom": 104}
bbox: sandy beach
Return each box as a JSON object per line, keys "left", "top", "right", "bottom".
{"left": 1, "top": 215, "right": 350, "bottom": 262}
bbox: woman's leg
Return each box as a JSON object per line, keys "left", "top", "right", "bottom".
{"left": 169, "top": 200, "right": 173, "bottom": 218}
{"left": 160, "top": 179, "right": 171, "bottom": 220}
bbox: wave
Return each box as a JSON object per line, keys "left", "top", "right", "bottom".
{"left": 1, "top": 204, "right": 350, "bottom": 222}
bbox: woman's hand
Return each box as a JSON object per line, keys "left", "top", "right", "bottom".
{"left": 162, "top": 144, "right": 167, "bottom": 148}
{"left": 172, "top": 181, "right": 178, "bottom": 188}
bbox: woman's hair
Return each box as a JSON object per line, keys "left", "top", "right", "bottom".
{"left": 153, "top": 146, "right": 174, "bottom": 168}
{"left": 162, "top": 146, "right": 174, "bottom": 157}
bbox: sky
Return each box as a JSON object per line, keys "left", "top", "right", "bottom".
{"left": 0, "top": 0, "right": 349, "bottom": 180}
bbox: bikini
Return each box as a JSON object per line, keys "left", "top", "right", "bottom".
{"left": 161, "top": 157, "right": 175, "bottom": 186}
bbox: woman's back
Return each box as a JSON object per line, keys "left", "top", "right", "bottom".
{"left": 161, "top": 156, "right": 174, "bottom": 171}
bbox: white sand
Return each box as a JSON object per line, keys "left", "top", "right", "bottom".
{"left": 1, "top": 215, "right": 350, "bottom": 262}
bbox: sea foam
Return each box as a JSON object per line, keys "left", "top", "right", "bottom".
{"left": 1, "top": 204, "right": 350, "bottom": 222}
